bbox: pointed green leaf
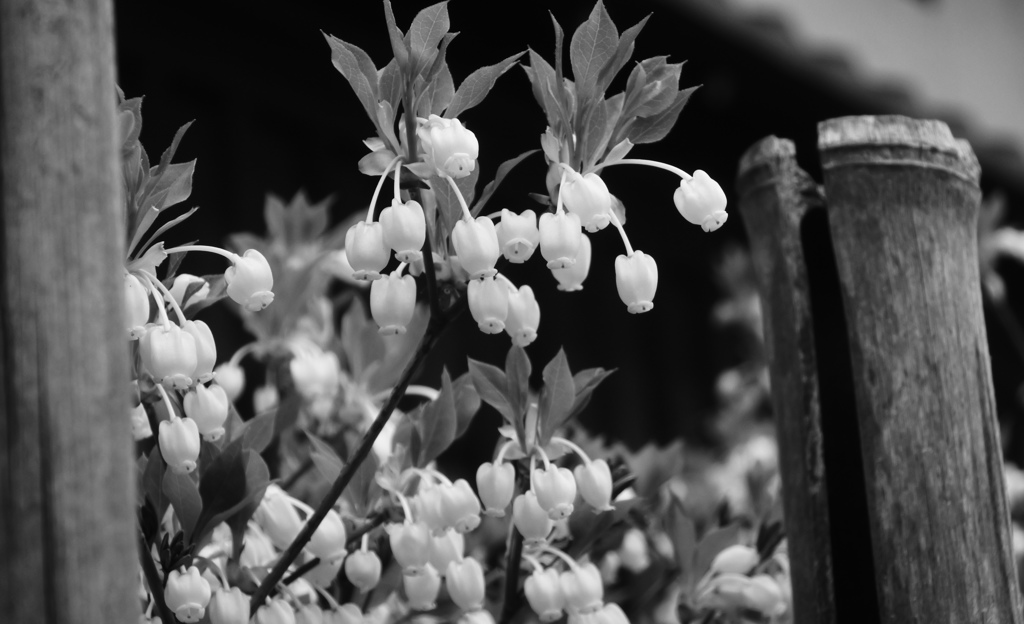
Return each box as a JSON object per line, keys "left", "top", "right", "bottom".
{"left": 423, "top": 32, "right": 457, "bottom": 85}
{"left": 636, "top": 62, "right": 684, "bottom": 117}
{"left": 235, "top": 408, "right": 276, "bottom": 454}
{"left": 430, "top": 170, "right": 478, "bottom": 239}
{"left": 567, "top": 366, "right": 614, "bottom": 422}
{"left": 417, "top": 64, "right": 455, "bottom": 117}
{"left": 378, "top": 58, "right": 404, "bottom": 110}
{"left": 523, "top": 51, "right": 565, "bottom": 132}
{"left": 505, "top": 346, "right": 531, "bottom": 427}
{"left": 694, "top": 524, "right": 742, "bottom": 583}
{"left": 143, "top": 447, "right": 168, "bottom": 520}
{"left": 551, "top": 12, "right": 565, "bottom": 102}
{"left": 595, "top": 14, "right": 650, "bottom": 95}
{"left": 307, "top": 432, "right": 343, "bottom": 482}
{"left": 471, "top": 149, "right": 540, "bottom": 216}
{"left": 163, "top": 470, "right": 202, "bottom": 543}
{"left": 468, "top": 358, "right": 522, "bottom": 441}
{"left": 569, "top": 0, "right": 619, "bottom": 100}
{"left": 415, "top": 369, "right": 458, "bottom": 465}
{"left": 586, "top": 93, "right": 623, "bottom": 169}
{"left": 409, "top": 3, "right": 450, "bottom": 68}
{"left": 628, "top": 86, "right": 698, "bottom": 145}
{"left": 382, "top": 0, "right": 411, "bottom": 69}
{"left": 147, "top": 120, "right": 193, "bottom": 188}
{"left": 538, "top": 349, "right": 575, "bottom": 444}
{"left": 147, "top": 161, "right": 195, "bottom": 212}
{"left": 452, "top": 371, "right": 481, "bottom": 438}
{"left": 343, "top": 446, "right": 382, "bottom": 517}
{"left": 208, "top": 450, "right": 270, "bottom": 546}
{"left": 324, "top": 33, "right": 380, "bottom": 125}
{"left": 603, "top": 138, "right": 633, "bottom": 166}
{"left": 666, "top": 494, "right": 697, "bottom": 589}
{"left": 445, "top": 51, "right": 526, "bottom": 119}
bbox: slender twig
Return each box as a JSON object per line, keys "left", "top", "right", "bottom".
{"left": 138, "top": 532, "right": 174, "bottom": 624}
{"left": 249, "top": 316, "right": 448, "bottom": 614}
{"left": 280, "top": 457, "right": 314, "bottom": 492}
{"left": 498, "top": 470, "right": 528, "bottom": 624}
{"left": 280, "top": 557, "right": 321, "bottom": 588}
{"left": 346, "top": 510, "right": 390, "bottom": 547}
{"left": 403, "top": 83, "right": 443, "bottom": 319}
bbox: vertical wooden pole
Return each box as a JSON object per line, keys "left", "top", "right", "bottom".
{"left": 818, "top": 115, "right": 1022, "bottom": 623}
{"left": 0, "top": 0, "right": 138, "bottom": 622}
{"left": 736, "top": 137, "right": 837, "bottom": 624}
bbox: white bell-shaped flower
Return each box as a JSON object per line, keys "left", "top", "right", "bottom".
{"left": 208, "top": 587, "right": 249, "bottom": 624}
{"left": 183, "top": 383, "right": 230, "bottom": 441}
{"left": 496, "top": 209, "right": 540, "bottom": 263}
{"left": 532, "top": 464, "right": 577, "bottom": 520}
{"left": 525, "top": 568, "right": 566, "bottom": 622}
{"left": 295, "top": 604, "right": 325, "bottom": 624}
{"left": 345, "top": 549, "right": 382, "bottom": 591}
{"left": 476, "top": 461, "right": 515, "bottom": 517}
{"left": 417, "top": 115, "right": 479, "bottom": 179}
{"left": 446, "top": 557, "right": 486, "bottom": 610}
{"left": 512, "top": 491, "right": 553, "bottom": 547}
{"left": 182, "top": 320, "right": 216, "bottom": 383}
{"left": 344, "top": 221, "right": 390, "bottom": 281}
{"left": 327, "top": 604, "right": 364, "bottom": 624}
{"left": 403, "top": 563, "right": 442, "bottom": 610}
{"left": 441, "top": 479, "right": 482, "bottom": 534}
{"left": 506, "top": 285, "right": 541, "bottom": 347}
{"left": 254, "top": 485, "right": 304, "bottom": 551}
{"left": 164, "top": 566, "right": 212, "bottom": 623}
{"left": 574, "top": 459, "right": 613, "bottom": 511}
{"left": 225, "top": 249, "right": 275, "bottom": 311}
{"left": 380, "top": 199, "right": 426, "bottom": 262}
{"left": 710, "top": 545, "right": 760, "bottom": 575}
{"left": 619, "top": 528, "right": 651, "bottom": 573}
{"left": 468, "top": 276, "right": 509, "bottom": 334}
{"left": 452, "top": 217, "right": 499, "bottom": 280}
{"left": 289, "top": 350, "right": 340, "bottom": 401}
{"left": 307, "top": 508, "right": 348, "bottom": 562}
{"left": 124, "top": 272, "right": 151, "bottom": 338}
{"left": 428, "top": 529, "right": 465, "bottom": 574}
{"left": 370, "top": 271, "right": 416, "bottom": 335}
{"left": 562, "top": 171, "right": 612, "bottom": 233}
{"left": 159, "top": 416, "right": 201, "bottom": 474}
{"left": 140, "top": 324, "right": 198, "bottom": 390}
{"left": 539, "top": 211, "right": 582, "bottom": 269}
{"left": 254, "top": 598, "right": 296, "bottom": 624}
{"left": 614, "top": 251, "right": 658, "bottom": 314}
{"left": 560, "top": 562, "right": 604, "bottom": 614}
{"left": 552, "top": 232, "right": 592, "bottom": 292}
{"left": 253, "top": 384, "right": 279, "bottom": 413}
{"left": 214, "top": 362, "right": 245, "bottom": 401}
{"left": 673, "top": 170, "right": 728, "bottom": 232}
{"left": 388, "top": 522, "right": 431, "bottom": 571}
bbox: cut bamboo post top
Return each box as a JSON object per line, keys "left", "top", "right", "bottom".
{"left": 818, "top": 115, "right": 980, "bottom": 183}
{"left": 737, "top": 135, "right": 795, "bottom": 177}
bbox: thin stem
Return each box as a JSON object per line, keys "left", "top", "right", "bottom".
{"left": 155, "top": 383, "right": 176, "bottom": 418}
{"left": 587, "top": 158, "right": 691, "bottom": 179}
{"left": 229, "top": 342, "right": 259, "bottom": 367}
{"left": 536, "top": 545, "right": 580, "bottom": 572}
{"left": 361, "top": 533, "right": 370, "bottom": 551}
{"left": 445, "top": 174, "right": 474, "bottom": 222}
{"left": 521, "top": 553, "right": 544, "bottom": 574}
{"left": 249, "top": 316, "right": 449, "bottom": 615}
{"left": 346, "top": 511, "right": 389, "bottom": 547}
{"left": 405, "top": 384, "right": 439, "bottom": 401}
{"left": 550, "top": 436, "right": 592, "bottom": 466}
{"left": 403, "top": 90, "right": 442, "bottom": 320}
{"left": 609, "top": 210, "right": 634, "bottom": 257}
{"left": 139, "top": 269, "right": 187, "bottom": 327}
{"left": 494, "top": 440, "right": 518, "bottom": 465}
{"left": 367, "top": 156, "right": 404, "bottom": 223}
{"left": 138, "top": 532, "right": 175, "bottom": 624}
{"left": 498, "top": 470, "right": 528, "bottom": 624}
{"left": 394, "top": 162, "right": 403, "bottom": 203}
{"left": 163, "top": 244, "right": 239, "bottom": 263}
{"left": 144, "top": 275, "right": 171, "bottom": 330}
{"left": 397, "top": 494, "right": 415, "bottom": 523}
{"left": 554, "top": 169, "right": 568, "bottom": 214}
{"left": 278, "top": 557, "right": 321, "bottom": 589}
{"left": 535, "top": 445, "right": 552, "bottom": 470}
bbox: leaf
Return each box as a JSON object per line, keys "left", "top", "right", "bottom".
{"left": 308, "top": 432, "right": 343, "bottom": 482}
{"left": 505, "top": 346, "right": 531, "bottom": 428}
{"left": 430, "top": 170, "right": 478, "bottom": 239}
{"left": 452, "top": 371, "right": 481, "bottom": 438}
{"left": 627, "top": 86, "right": 698, "bottom": 145}
{"left": 382, "top": 0, "right": 411, "bottom": 69}
{"left": 586, "top": 93, "right": 623, "bottom": 170}
{"left": 566, "top": 367, "right": 614, "bottom": 422}
{"left": 522, "top": 51, "right": 564, "bottom": 132}
{"left": 324, "top": 33, "right": 380, "bottom": 125}
{"left": 194, "top": 438, "right": 270, "bottom": 543}
{"left": 569, "top": 1, "right": 619, "bottom": 100}
{"left": 378, "top": 59, "right": 404, "bottom": 110}
{"left": 182, "top": 274, "right": 227, "bottom": 319}
{"left": 551, "top": 12, "right": 566, "bottom": 107}
{"left": 444, "top": 51, "right": 526, "bottom": 119}
{"left": 408, "top": 2, "right": 450, "bottom": 72}
{"left": 693, "top": 524, "right": 742, "bottom": 584}
{"left": 537, "top": 349, "right": 575, "bottom": 444}
{"left": 163, "top": 470, "right": 202, "bottom": 543}
{"left": 343, "top": 447, "right": 381, "bottom": 517}
{"left": 471, "top": 149, "right": 540, "bottom": 217}
{"left": 666, "top": 494, "right": 697, "bottom": 588}
{"left": 143, "top": 447, "right": 169, "bottom": 521}
{"left": 147, "top": 161, "right": 195, "bottom": 212}
{"left": 603, "top": 138, "right": 633, "bottom": 165}
{"left": 415, "top": 369, "right": 458, "bottom": 465}
{"left": 467, "top": 358, "right": 518, "bottom": 434}
{"left": 595, "top": 14, "right": 650, "bottom": 96}
{"left": 628, "top": 440, "right": 684, "bottom": 498}
{"left": 636, "top": 62, "right": 684, "bottom": 118}
{"left": 234, "top": 408, "right": 276, "bottom": 454}
{"left": 419, "top": 65, "right": 455, "bottom": 117}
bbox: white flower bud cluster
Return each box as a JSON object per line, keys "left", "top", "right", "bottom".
{"left": 522, "top": 552, "right": 631, "bottom": 624}
{"left": 693, "top": 544, "right": 790, "bottom": 619}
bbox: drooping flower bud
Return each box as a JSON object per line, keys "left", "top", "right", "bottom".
{"left": 560, "top": 562, "right": 604, "bottom": 614}
{"left": 225, "top": 249, "right": 275, "bottom": 311}
{"left": 182, "top": 320, "right": 217, "bottom": 383}
{"left": 496, "top": 209, "right": 540, "bottom": 263}
{"left": 370, "top": 271, "right": 416, "bottom": 335}
{"left": 525, "top": 568, "right": 566, "bottom": 622}
{"left": 290, "top": 350, "right": 340, "bottom": 401}
{"left": 539, "top": 211, "right": 582, "bottom": 270}
{"left": 574, "top": 459, "right": 613, "bottom": 511}
{"left": 743, "top": 575, "right": 786, "bottom": 616}
{"left": 414, "top": 482, "right": 449, "bottom": 535}
{"left": 619, "top": 528, "right": 650, "bottom": 573}
{"left": 476, "top": 461, "right": 515, "bottom": 517}
{"left": 307, "top": 508, "right": 348, "bottom": 562}
{"left": 125, "top": 272, "right": 151, "bottom": 339}
{"left": 164, "top": 566, "right": 212, "bottom": 623}
{"left": 452, "top": 217, "right": 500, "bottom": 280}
{"left": 296, "top": 604, "right": 325, "bottom": 624}
{"left": 417, "top": 115, "right": 479, "bottom": 179}
{"left": 468, "top": 276, "right": 509, "bottom": 334}
{"left": 512, "top": 491, "right": 554, "bottom": 547}
{"left": 446, "top": 557, "right": 486, "bottom": 610}
{"left": 710, "top": 544, "right": 760, "bottom": 576}
{"left": 170, "top": 274, "right": 210, "bottom": 310}
{"left": 380, "top": 199, "right": 426, "bottom": 262}
{"left": 345, "top": 549, "right": 382, "bottom": 591}
{"left": 159, "top": 417, "right": 201, "bottom": 474}
{"left": 673, "top": 170, "right": 728, "bottom": 232}
{"left": 562, "top": 171, "right": 613, "bottom": 233}
{"left": 532, "top": 464, "right": 577, "bottom": 520}
{"left": 614, "top": 251, "right": 658, "bottom": 314}
{"left": 214, "top": 362, "right": 245, "bottom": 401}
{"left": 505, "top": 285, "right": 541, "bottom": 347}
{"left": 388, "top": 522, "right": 431, "bottom": 570}
{"left": 208, "top": 587, "right": 249, "bottom": 624}
{"left": 326, "top": 604, "right": 364, "bottom": 624}
{"left": 344, "top": 222, "right": 390, "bottom": 281}
{"left": 254, "top": 485, "right": 304, "bottom": 551}
{"left": 140, "top": 324, "right": 198, "bottom": 390}
{"left": 403, "top": 563, "right": 442, "bottom": 610}
{"left": 441, "top": 479, "right": 482, "bottom": 534}
{"left": 131, "top": 403, "right": 152, "bottom": 441}
{"left": 428, "top": 529, "right": 464, "bottom": 574}
{"left": 552, "top": 232, "right": 592, "bottom": 292}
{"left": 183, "top": 383, "right": 230, "bottom": 441}
{"left": 253, "top": 384, "right": 279, "bottom": 414}
{"left": 459, "top": 610, "right": 496, "bottom": 624}
{"left": 254, "top": 598, "right": 296, "bottom": 624}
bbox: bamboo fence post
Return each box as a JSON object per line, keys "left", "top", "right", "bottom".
{"left": 818, "top": 115, "right": 1022, "bottom": 623}
{"left": 0, "top": 0, "right": 139, "bottom": 622}
{"left": 736, "top": 137, "right": 837, "bottom": 624}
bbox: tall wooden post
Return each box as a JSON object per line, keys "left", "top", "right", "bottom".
{"left": 0, "top": 0, "right": 139, "bottom": 622}
{"left": 736, "top": 137, "right": 837, "bottom": 624}
{"left": 818, "top": 116, "right": 1022, "bottom": 623}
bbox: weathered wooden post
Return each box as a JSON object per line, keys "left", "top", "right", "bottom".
{"left": 0, "top": 0, "right": 139, "bottom": 621}
{"left": 817, "top": 116, "right": 1022, "bottom": 623}
{"left": 735, "top": 137, "right": 838, "bottom": 624}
